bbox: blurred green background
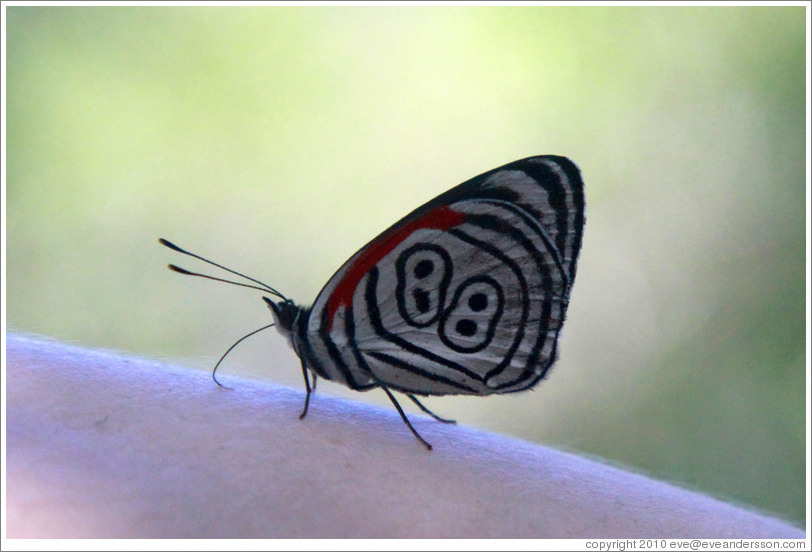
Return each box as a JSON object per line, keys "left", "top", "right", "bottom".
{"left": 6, "top": 6, "right": 807, "bottom": 527}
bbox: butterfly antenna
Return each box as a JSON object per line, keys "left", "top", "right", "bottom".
{"left": 165, "top": 264, "right": 283, "bottom": 296}
{"left": 159, "top": 238, "right": 289, "bottom": 301}
{"left": 212, "top": 323, "right": 276, "bottom": 389}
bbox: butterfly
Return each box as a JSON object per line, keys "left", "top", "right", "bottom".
{"left": 161, "top": 155, "right": 585, "bottom": 449}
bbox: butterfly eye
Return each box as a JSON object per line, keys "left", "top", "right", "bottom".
{"left": 439, "top": 276, "right": 504, "bottom": 353}
{"left": 395, "top": 243, "right": 452, "bottom": 327}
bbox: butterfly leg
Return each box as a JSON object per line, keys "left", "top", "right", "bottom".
{"left": 379, "top": 386, "right": 432, "bottom": 451}
{"left": 299, "top": 359, "right": 317, "bottom": 420}
{"left": 406, "top": 394, "right": 456, "bottom": 424}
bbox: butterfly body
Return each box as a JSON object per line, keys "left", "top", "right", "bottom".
{"left": 163, "top": 155, "right": 584, "bottom": 449}
{"left": 267, "top": 155, "right": 584, "bottom": 396}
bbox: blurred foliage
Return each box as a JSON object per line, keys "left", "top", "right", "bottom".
{"left": 5, "top": 6, "right": 806, "bottom": 526}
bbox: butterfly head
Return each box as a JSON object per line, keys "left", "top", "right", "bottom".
{"left": 263, "top": 297, "right": 307, "bottom": 355}
{"left": 264, "top": 296, "right": 298, "bottom": 330}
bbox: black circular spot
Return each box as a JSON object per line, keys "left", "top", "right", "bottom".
{"left": 455, "top": 319, "right": 477, "bottom": 337}
{"left": 413, "top": 289, "right": 431, "bottom": 313}
{"left": 468, "top": 292, "right": 488, "bottom": 312}
{"left": 413, "top": 259, "right": 434, "bottom": 279}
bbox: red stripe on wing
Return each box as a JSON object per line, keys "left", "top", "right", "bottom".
{"left": 326, "top": 205, "right": 466, "bottom": 330}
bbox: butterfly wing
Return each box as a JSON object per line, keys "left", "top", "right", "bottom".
{"left": 299, "top": 155, "right": 585, "bottom": 395}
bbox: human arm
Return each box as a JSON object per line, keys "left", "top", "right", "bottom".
{"left": 5, "top": 334, "right": 804, "bottom": 539}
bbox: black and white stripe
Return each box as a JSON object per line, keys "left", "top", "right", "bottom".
{"left": 297, "top": 155, "right": 584, "bottom": 396}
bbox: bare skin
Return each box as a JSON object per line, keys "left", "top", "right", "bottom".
{"left": 5, "top": 334, "right": 805, "bottom": 539}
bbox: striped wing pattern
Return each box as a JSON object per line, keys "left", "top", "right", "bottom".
{"left": 300, "top": 155, "right": 584, "bottom": 396}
